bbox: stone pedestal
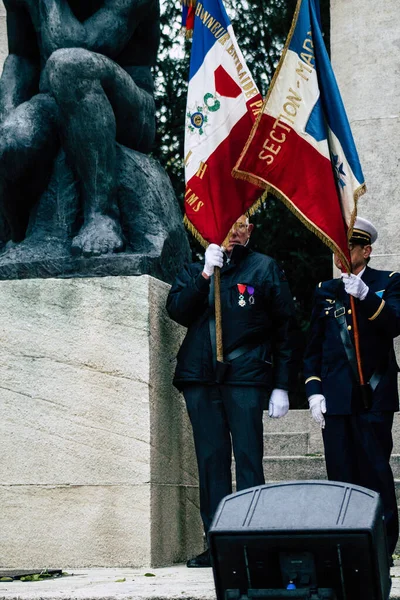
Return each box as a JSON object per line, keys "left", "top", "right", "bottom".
{"left": 0, "top": 276, "right": 203, "bottom": 568}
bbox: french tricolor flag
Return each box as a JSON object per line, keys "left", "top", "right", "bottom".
{"left": 183, "top": 0, "right": 264, "bottom": 247}
{"left": 233, "top": 0, "right": 366, "bottom": 271}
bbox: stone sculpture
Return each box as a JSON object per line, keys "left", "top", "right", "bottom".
{"left": 0, "top": 0, "right": 190, "bottom": 281}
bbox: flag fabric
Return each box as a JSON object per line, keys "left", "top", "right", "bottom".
{"left": 182, "top": 0, "right": 264, "bottom": 247}
{"left": 233, "top": 0, "right": 366, "bottom": 271}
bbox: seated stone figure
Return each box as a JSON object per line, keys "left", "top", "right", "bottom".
{"left": 0, "top": 0, "right": 160, "bottom": 257}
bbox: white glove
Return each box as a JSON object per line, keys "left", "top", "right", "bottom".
{"left": 309, "top": 394, "right": 327, "bottom": 428}
{"left": 341, "top": 273, "right": 369, "bottom": 300}
{"left": 268, "top": 389, "right": 289, "bottom": 418}
{"left": 203, "top": 244, "right": 224, "bottom": 277}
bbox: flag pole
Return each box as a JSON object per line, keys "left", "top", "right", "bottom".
{"left": 349, "top": 295, "right": 364, "bottom": 383}
{"left": 346, "top": 258, "right": 370, "bottom": 409}
{"left": 214, "top": 267, "right": 224, "bottom": 362}
{"left": 350, "top": 294, "right": 372, "bottom": 409}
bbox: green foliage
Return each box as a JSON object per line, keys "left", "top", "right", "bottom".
{"left": 154, "top": 0, "right": 332, "bottom": 406}
{"left": 152, "top": 0, "right": 189, "bottom": 205}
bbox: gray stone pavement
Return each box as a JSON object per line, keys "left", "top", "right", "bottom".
{"left": 0, "top": 567, "right": 215, "bottom": 600}
{"left": 1, "top": 565, "right": 400, "bottom": 600}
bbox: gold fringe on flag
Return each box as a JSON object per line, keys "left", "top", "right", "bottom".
{"left": 183, "top": 215, "right": 209, "bottom": 249}
{"left": 181, "top": 0, "right": 197, "bottom": 6}
{"left": 233, "top": 170, "right": 352, "bottom": 274}
{"left": 183, "top": 190, "right": 269, "bottom": 251}
{"left": 246, "top": 189, "right": 269, "bottom": 217}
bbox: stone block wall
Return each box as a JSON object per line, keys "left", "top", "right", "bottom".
{"left": 331, "top": 0, "right": 400, "bottom": 272}
{"left": 0, "top": 276, "right": 203, "bottom": 568}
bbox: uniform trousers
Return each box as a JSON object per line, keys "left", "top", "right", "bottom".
{"left": 323, "top": 411, "right": 398, "bottom": 555}
{"left": 183, "top": 384, "right": 266, "bottom": 534}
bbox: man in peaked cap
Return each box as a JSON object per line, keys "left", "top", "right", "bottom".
{"left": 304, "top": 217, "right": 400, "bottom": 559}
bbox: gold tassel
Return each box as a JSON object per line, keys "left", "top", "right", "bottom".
{"left": 180, "top": 26, "right": 193, "bottom": 39}
{"left": 347, "top": 182, "right": 367, "bottom": 241}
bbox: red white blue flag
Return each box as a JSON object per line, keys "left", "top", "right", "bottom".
{"left": 233, "top": 0, "right": 366, "bottom": 271}
{"left": 182, "top": 0, "right": 264, "bottom": 247}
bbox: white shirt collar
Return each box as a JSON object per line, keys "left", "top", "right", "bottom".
{"left": 357, "top": 266, "right": 366, "bottom": 278}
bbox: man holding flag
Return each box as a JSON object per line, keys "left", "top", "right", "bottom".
{"left": 167, "top": 0, "right": 296, "bottom": 568}
{"left": 232, "top": 0, "right": 399, "bottom": 559}
{"left": 167, "top": 215, "right": 294, "bottom": 567}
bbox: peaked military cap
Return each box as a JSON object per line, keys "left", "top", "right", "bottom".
{"left": 350, "top": 217, "right": 378, "bottom": 245}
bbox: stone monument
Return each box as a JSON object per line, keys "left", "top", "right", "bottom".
{"left": 0, "top": 0, "right": 202, "bottom": 570}
{"left": 0, "top": 0, "right": 190, "bottom": 281}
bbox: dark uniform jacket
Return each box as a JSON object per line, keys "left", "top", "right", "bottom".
{"left": 304, "top": 266, "right": 400, "bottom": 415}
{"left": 166, "top": 245, "right": 293, "bottom": 391}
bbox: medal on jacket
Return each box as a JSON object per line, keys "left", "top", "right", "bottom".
{"left": 237, "top": 284, "right": 246, "bottom": 306}
{"left": 247, "top": 286, "right": 255, "bottom": 305}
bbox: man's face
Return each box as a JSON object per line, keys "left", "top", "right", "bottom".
{"left": 225, "top": 216, "right": 254, "bottom": 253}
{"left": 334, "top": 243, "right": 372, "bottom": 274}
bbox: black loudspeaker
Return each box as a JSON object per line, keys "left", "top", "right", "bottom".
{"left": 208, "top": 481, "right": 391, "bottom": 600}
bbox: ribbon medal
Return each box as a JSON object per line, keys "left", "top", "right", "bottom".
{"left": 248, "top": 286, "right": 255, "bottom": 305}
{"left": 237, "top": 284, "right": 247, "bottom": 307}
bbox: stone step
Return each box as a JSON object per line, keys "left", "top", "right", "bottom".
{"left": 262, "top": 477, "right": 400, "bottom": 506}
{"left": 263, "top": 455, "right": 326, "bottom": 481}
{"left": 263, "top": 432, "right": 309, "bottom": 456}
{"left": 263, "top": 410, "right": 400, "bottom": 454}
{"left": 263, "top": 454, "right": 400, "bottom": 481}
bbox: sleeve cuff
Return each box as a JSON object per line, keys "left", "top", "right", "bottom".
{"left": 305, "top": 376, "right": 322, "bottom": 397}
{"left": 194, "top": 271, "right": 211, "bottom": 294}
{"left": 360, "top": 289, "right": 386, "bottom": 321}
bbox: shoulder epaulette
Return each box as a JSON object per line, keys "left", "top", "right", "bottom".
{"left": 389, "top": 272, "right": 398, "bottom": 278}
{"left": 318, "top": 282, "right": 322, "bottom": 288}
